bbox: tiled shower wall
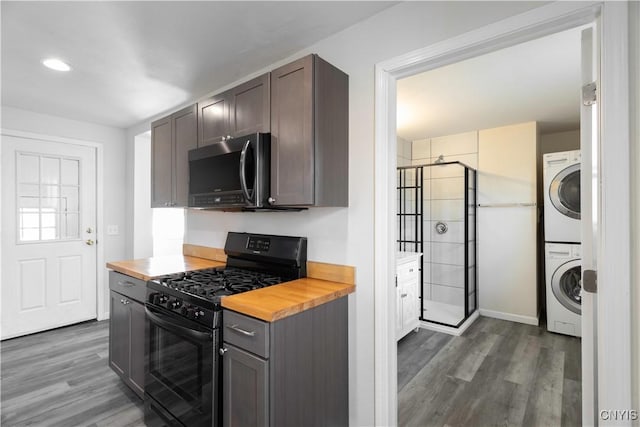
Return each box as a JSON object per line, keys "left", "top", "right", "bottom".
{"left": 412, "top": 131, "right": 478, "bottom": 309}
{"left": 397, "top": 137, "right": 412, "bottom": 166}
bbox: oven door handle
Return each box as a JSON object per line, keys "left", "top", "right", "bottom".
{"left": 239, "top": 139, "right": 254, "bottom": 203}
{"left": 145, "top": 307, "right": 213, "bottom": 342}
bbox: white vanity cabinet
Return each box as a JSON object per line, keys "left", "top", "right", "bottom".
{"left": 396, "top": 252, "right": 421, "bottom": 341}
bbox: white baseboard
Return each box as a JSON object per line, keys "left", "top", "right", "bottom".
{"left": 479, "top": 308, "right": 539, "bottom": 325}
{"left": 98, "top": 311, "right": 109, "bottom": 321}
{"left": 420, "top": 311, "right": 480, "bottom": 336}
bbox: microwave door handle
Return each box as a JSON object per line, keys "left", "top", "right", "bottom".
{"left": 239, "top": 139, "right": 254, "bottom": 202}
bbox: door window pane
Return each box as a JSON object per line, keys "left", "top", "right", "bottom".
{"left": 61, "top": 186, "right": 79, "bottom": 212}
{"left": 16, "top": 152, "right": 82, "bottom": 243}
{"left": 61, "top": 159, "right": 79, "bottom": 185}
{"left": 17, "top": 154, "right": 39, "bottom": 183}
{"left": 41, "top": 157, "right": 60, "bottom": 184}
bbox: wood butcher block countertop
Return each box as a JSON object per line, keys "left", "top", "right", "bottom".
{"left": 221, "top": 277, "right": 355, "bottom": 322}
{"left": 107, "top": 244, "right": 355, "bottom": 322}
{"left": 106, "top": 256, "right": 224, "bottom": 281}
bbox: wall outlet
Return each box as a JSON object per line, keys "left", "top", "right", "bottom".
{"left": 107, "top": 225, "right": 119, "bottom": 236}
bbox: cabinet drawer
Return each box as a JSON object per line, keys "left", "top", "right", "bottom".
{"left": 109, "top": 271, "right": 147, "bottom": 303}
{"left": 397, "top": 263, "right": 419, "bottom": 282}
{"left": 223, "top": 310, "right": 269, "bottom": 358}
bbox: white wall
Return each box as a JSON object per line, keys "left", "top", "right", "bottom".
{"left": 1, "top": 106, "right": 127, "bottom": 317}
{"left": 133, "top": 132, "right": 153, "bottom": 259}
{"left": 478, "top": 122, "right": 539, "bottom": 322}
{"left": 539, "top": 129, "right": 580, "bottom": 154}
{"left": 124, "top": 2, "right": 550, "bottom": 424}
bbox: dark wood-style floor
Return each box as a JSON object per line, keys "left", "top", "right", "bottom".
{"left": 1, "top": 320, "right": 144, "bottom": 427}
{"left": 398, "top": 316, "right": 582, "bottom": 427}
{"left": 1, "top": 316, "right": 580, "bottom": 427}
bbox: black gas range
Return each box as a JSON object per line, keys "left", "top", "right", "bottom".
{"left": 144, "top": 232, "right": 307, "bottom": 427}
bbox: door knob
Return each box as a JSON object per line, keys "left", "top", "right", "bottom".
{"left": 85, "top": 239, "right": 95, "bottom": 246}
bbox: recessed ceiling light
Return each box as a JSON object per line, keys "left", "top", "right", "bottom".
{"left": 42, "top": 58, "right": 71, "bottom": 72}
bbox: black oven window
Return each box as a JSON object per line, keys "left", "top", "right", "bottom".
{"left": 149, "top": 324, "right": 204, "bottom": 404}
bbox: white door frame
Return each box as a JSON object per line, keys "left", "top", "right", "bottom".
{"left": 373, "top": 2, "right": 631, "bottom": 425}
{"left": 1, "top": 128, "right": 107, "bottom": 321}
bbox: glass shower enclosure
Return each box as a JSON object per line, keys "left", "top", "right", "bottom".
{"left": 397, "top": 161, "right": 477, "bottom": 328}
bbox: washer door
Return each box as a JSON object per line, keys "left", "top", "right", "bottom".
{"left": 549, "top": 163, "right": 581, "bottom": 219}
{"left": 551, "top": 259, "right": 582, "bottom": 315}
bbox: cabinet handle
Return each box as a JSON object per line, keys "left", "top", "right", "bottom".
{"left": 227, "top": 324, "right": 256, "bottom": 337}
{"left": 118, "top": 281, "right": 135, "bottom": 287}
{"left": 268, "top": 197, "right": 276, "bottom": 204}
{"left": 401, "top": 293, "right": 408, "bottom": 298}
{"left": 219, "top": 347, "right": 228, "bottom": 356}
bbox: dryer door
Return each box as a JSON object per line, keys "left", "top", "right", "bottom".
{"left": 549, "top": 164, "right": 581, "bottom": 219}
{"left": 551, "top": 259, "right": 582, "bottom": 314}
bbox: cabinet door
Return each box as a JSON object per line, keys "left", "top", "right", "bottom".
{"left": 109, "top": 291, "right": 130, "bottom": 377}
{"left": 150, "top": 116, "right": 173, "bottom": 207}
{"left": 128, "top": 299, "right": 146, "bottom": 398}
{"left": 223, "top": 344, "right": 268, "bottom": 427}
{"left": 270, "top": 55, "right": 314, "bottom": 206}
{"left": 396, "top": 284, "right": 404, "bottom": 340}
{"left": 198, "top": 91, "right": 231, "bottom": 147}
{"left": 172, "top": 104, "right": 197, "bottom": 207}
{"left": 401, "top": 278, "right": 418, "bottom": 334}
{"left": 230, "top": 73, "right": 270, "bottom": 137}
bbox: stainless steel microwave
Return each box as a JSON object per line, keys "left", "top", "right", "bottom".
{"left": 188, "top": 133, "right": 270, "bottom": 209}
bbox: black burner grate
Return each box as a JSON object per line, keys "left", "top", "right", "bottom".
{"left": 157, "top": 267, "right": 283, "bottom": 302}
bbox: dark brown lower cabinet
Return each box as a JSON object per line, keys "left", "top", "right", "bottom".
{"left": 108, "top": 272, "right": 146, "bottom": 399}
{"left": 222, "top": 297, "right": 348, "bottom": 427}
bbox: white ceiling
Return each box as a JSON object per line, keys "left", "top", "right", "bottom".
{"left": 397, "top": 26, "right": 583, "bottom": 141}
{"left": 1, "top": 1, "right": 395, "bottom": 129}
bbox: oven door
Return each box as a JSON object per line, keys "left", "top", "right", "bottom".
{"left": 145, "top": 305, "right": 219, "bottom": 427}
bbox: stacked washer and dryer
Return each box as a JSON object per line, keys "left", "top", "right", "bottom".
{"left": 543, "top": 150, "right": 582, "bottom": 337}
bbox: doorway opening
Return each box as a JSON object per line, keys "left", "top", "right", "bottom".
{"left": 373, "top": 2, "right": 636, "bottom": 426}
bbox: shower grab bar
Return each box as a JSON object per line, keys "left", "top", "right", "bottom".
{"left": 477, "top": 202, "right": 537, "bottom": 208}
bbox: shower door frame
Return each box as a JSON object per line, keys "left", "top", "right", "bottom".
{"left": 396, "top": 161, "right": 477, "bottom": 328}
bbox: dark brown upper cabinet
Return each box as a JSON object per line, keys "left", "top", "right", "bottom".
{"left": 198, "top": 73, "right": 270, "bottom": 147}
{"left": 151, "top": 104, "right": 197, "bottom": 207}
{"left": 269, "top": 54, "right": 349, "bottom": 207}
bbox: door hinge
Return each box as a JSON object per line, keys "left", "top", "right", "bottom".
{"left": 583, "top": 269, "right": 597, "bottom": 293}
{"left": 582, "top": 82, "right": 597, "bottom": 106}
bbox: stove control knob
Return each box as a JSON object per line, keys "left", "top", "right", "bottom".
{"left": 194, "top": 310, "right": 205, "bottom": 319}
{"left": 186, "top": 308, "right": 196, "bottom": 319}
{"left": 170, "top": 299, "right": 182, "bottom": 309}
{"left": 152, "top": 293, "right": 168, "bottom": 305}
{"left": 150, "top": 293, "right": 160, "bottom": 304}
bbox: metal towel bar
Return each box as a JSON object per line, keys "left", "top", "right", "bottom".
{"left": 477, "top": 202, "right": 537, "bottom": 208}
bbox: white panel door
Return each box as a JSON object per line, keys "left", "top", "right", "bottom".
{"left": 580, "top": 26, "right": 599, "bottom": 427}
{"left": 1, "top": 135, "right": 97, "bottom": 339}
